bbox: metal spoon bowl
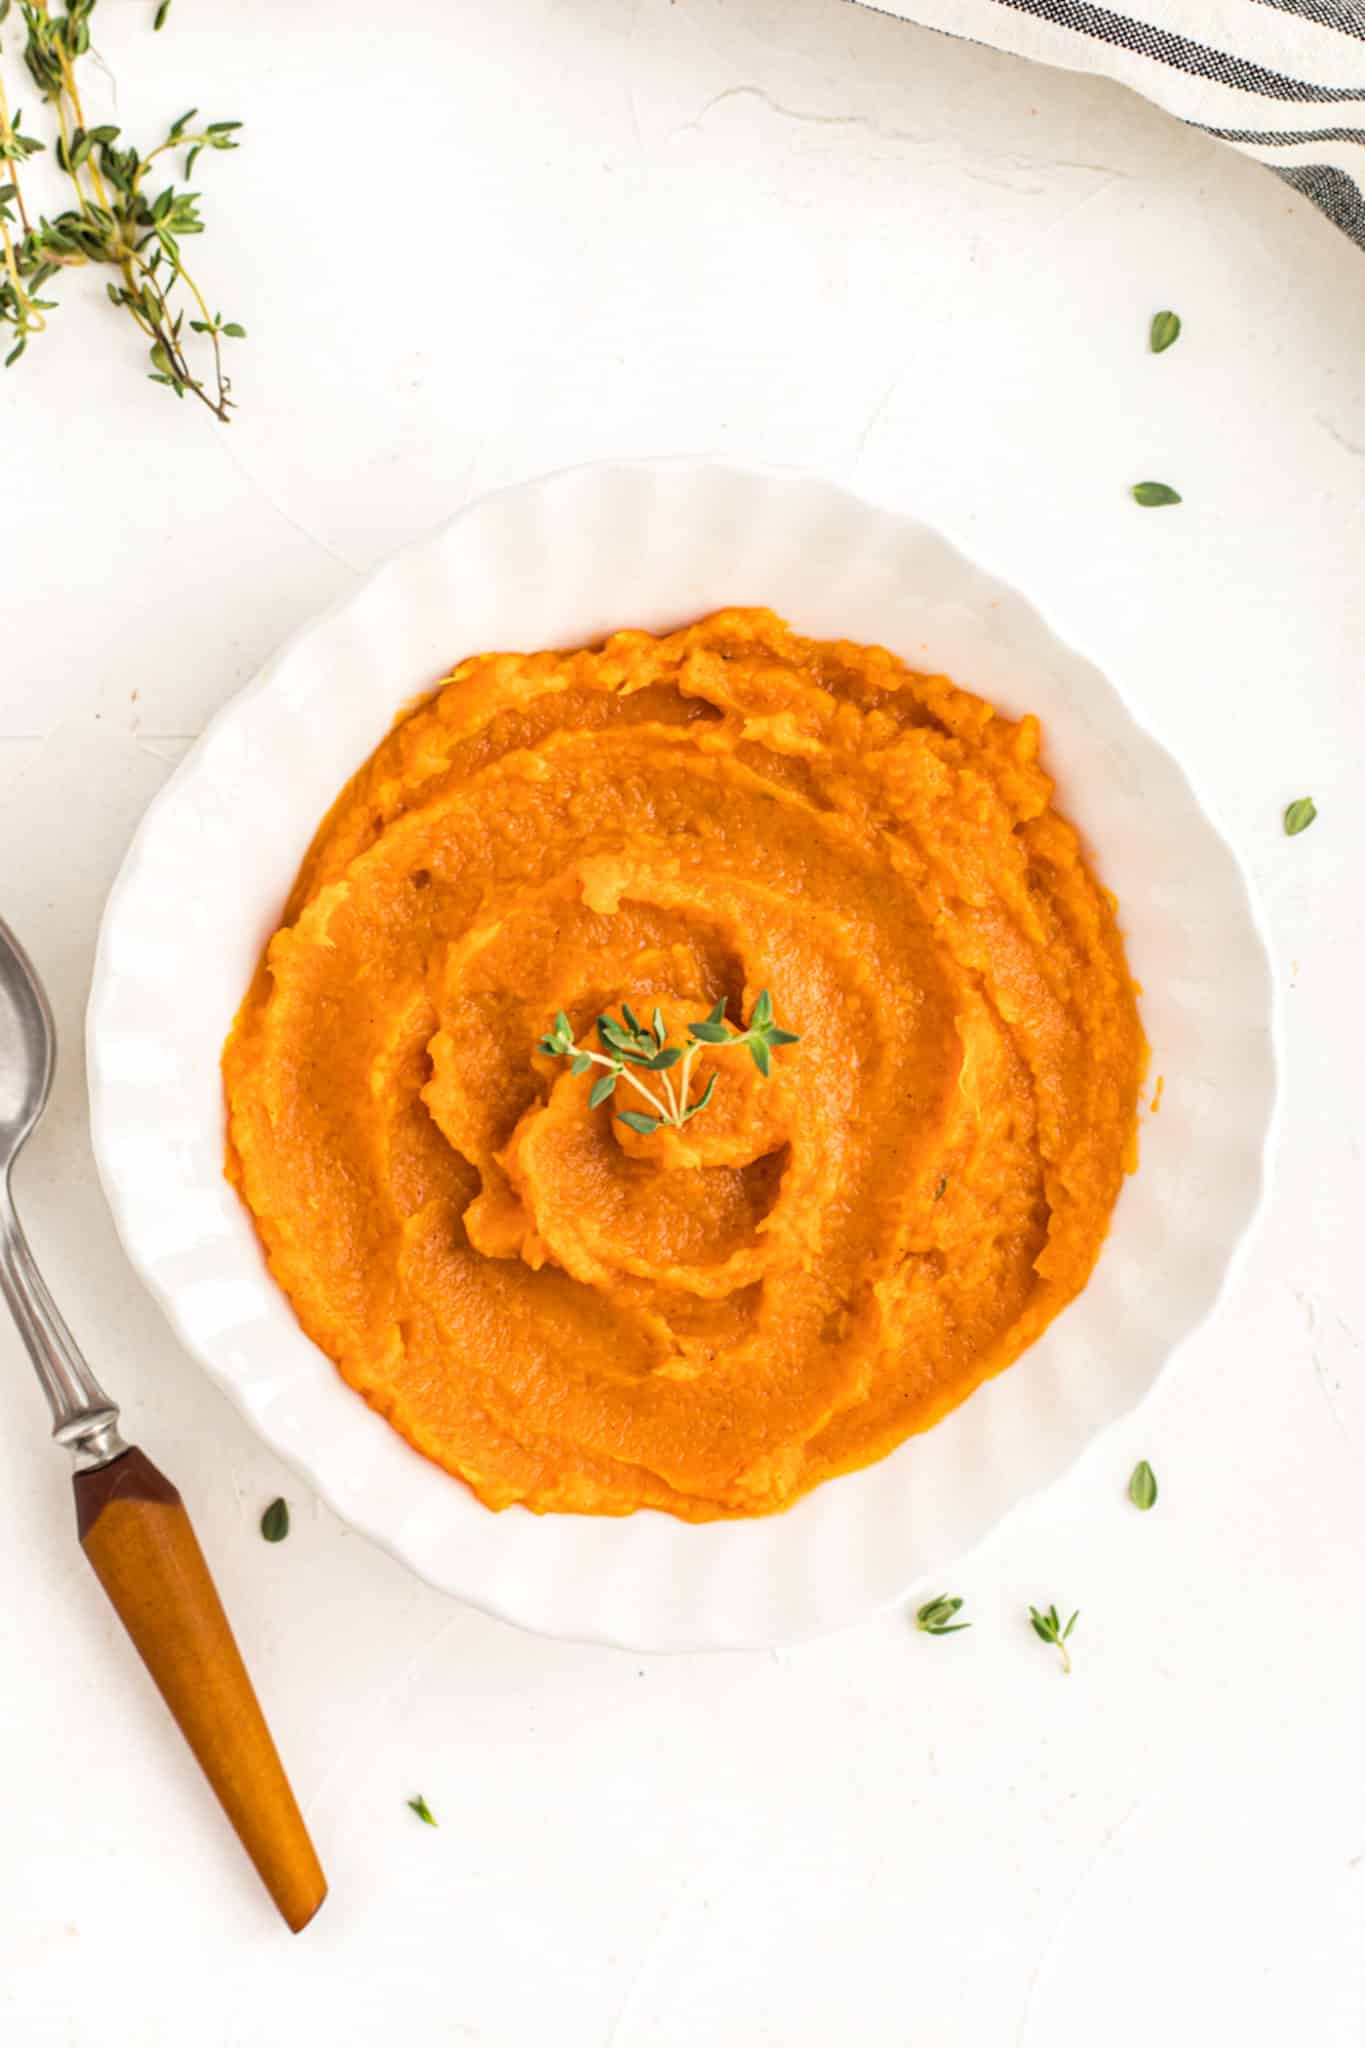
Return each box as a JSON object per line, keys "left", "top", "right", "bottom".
{"left": 0, "top": 914, "right": 55, "bottom": 1160}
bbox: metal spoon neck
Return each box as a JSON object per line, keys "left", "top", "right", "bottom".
{"left": 0, "top": 1170, "right": 128, "bottom": 1472}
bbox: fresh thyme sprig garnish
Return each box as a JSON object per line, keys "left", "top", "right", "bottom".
{"left": 539, "top": 992, "right": 799, "bottom": 1138}
{"left": 1029, "top": 1603, "right": 1079, "bottom": 1674}
{"left": 0, "top": 0, "right": 243, "bottom": 412}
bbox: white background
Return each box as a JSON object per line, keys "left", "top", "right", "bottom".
{"left": 3, "top": 2, "right": 1365, "bottom": 2042}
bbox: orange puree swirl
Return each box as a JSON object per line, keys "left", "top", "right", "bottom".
{"left": 223, "top": 609, "right": 1143, "bottom": 1519}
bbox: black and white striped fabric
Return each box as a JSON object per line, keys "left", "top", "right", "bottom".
{"left": 855, "top": 0, "right": 1365, "bottom": 246}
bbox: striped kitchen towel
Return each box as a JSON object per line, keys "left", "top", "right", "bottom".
{"left": 854, "top": 0, "right": 1365, "bottom": 246}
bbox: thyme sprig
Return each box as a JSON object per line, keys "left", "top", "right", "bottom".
{"left": 540, "top": 993, "right": 799, "bottom": 1138}
{"left": 683, "top": 989, "right": 800, "bottom": 1078}
{"left": 1029, "top": 1603, "right": 1079, "bottom": 1675}
{"left": 0, "top": 0, "right": 243, "bottom": 413}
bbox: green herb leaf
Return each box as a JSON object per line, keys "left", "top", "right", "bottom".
{"left": 1149, "top": 309, "right": 1181, "bottom": 354}
{"left": 617, "top": 1110, "right": 660, "bottom": 1136}
{"left": 1128, "top": 1459, "right": 1158, "bottom": 1511}
{"left": 1132, "top": 481, "right": 1182, "bottom": 508}
{"left": 542, "top": 994, "right": 793, "bottom": 1136}
{"left": 1028, "top": 1602, "right": 1077, "bottom": 1673}
{"left": 0, "top": 15, "right": 242, "bottom": 418}
{"left": 1283, "top": 797, "right": 1317, "bottom": 837}
{"left": 154, "top": 0, "right": 171, "bottom": 28}
{"left": 683, "top": 1072, "right": 717, "bottom": 1121}
{"left": 260, "top": 1497, "right": 289, "bottom": 1543}
{"left": 1029, "top": 1604, "right": 1056, "bottom": 1644}
{"left": 407, "top": 1794, "right": 437, "bottom": 1827}
{"left": 915, "top": 1594, "right": 970, "bottom": 1636}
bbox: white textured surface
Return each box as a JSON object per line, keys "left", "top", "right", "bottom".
{"left": 2, "top": 0, "right": 1364, "bottom": 2041}
{"left": 87, "top": 460, "right": 1277, "bottom": 1648}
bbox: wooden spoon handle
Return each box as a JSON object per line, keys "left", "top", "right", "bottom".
{"left": 73, "top": 1446, "right": 327, "bottom": 1933}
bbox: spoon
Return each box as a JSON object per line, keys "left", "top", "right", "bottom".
{"left": 0, "top": 913, "right": 327, "bottom": 1932}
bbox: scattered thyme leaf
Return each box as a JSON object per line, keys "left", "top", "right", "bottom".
{"left": 1128, "top": 1459, "right": 1158, "bottom": 1511}
{"left": 915, "top": 1595, "right": 970, "bottom": 1636}
{"left": 1132, "top": 481, "right": 1182, "bottom": 508}
{"left": 260, "top": 1497, "right": 289, "bottom": 1543}
{"left": 1283, "top": 797, "right": 1317, "bottom": 837}
{"left": 407, "top": 1795, "right": 437, "bottom": 1827}
{"left": 1149, "top": 309, "right": 1181, "bottom": 354}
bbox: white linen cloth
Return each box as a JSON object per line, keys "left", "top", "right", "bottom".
{"left": 854, "top": 0, "right": 1365, "bottom": 243}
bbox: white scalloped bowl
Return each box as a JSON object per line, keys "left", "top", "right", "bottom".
{"left": 87, "top": 461, "right": 1278, "bottom": 1650}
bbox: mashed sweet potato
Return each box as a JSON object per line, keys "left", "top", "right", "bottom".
{"left": 224, "top": 609, "right": 1143, "bottom": 1519}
